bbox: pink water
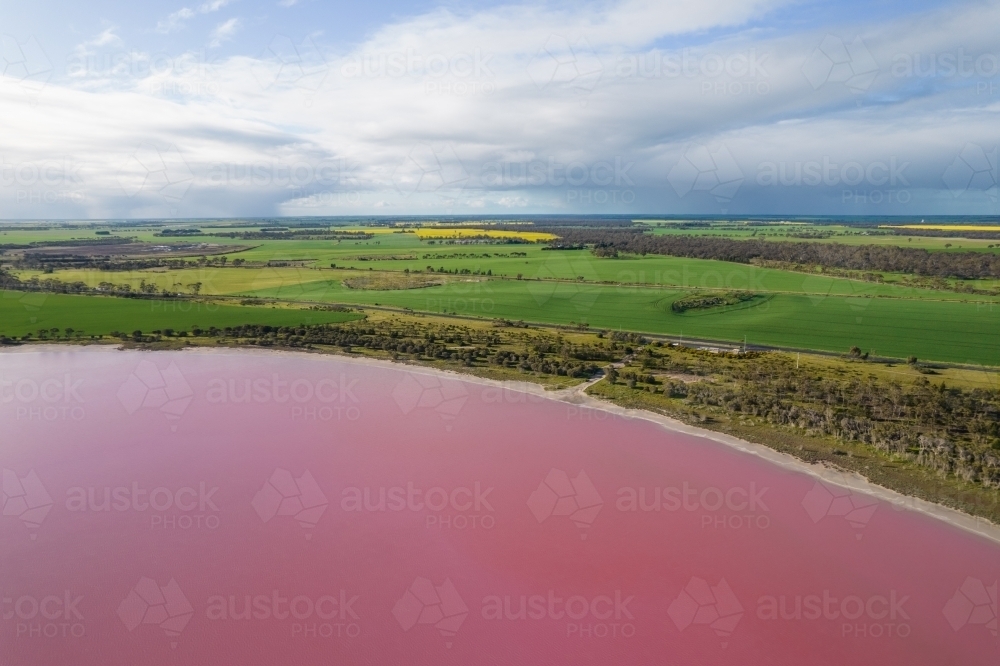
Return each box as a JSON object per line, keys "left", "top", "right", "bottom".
{"left": 1, "top": 348, "right": 997, "bottom": 665}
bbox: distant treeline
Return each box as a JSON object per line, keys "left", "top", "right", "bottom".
{"left": 889, "top": 228, "right": 1000, "bottom": 240}
{"left": 10, "top": 254, "right": 243, "bottom": 271}
{"left": 0, "top": 237, "right": 135, "bottom": 251}
{"left": 193, "top": 321, "right": 606, "bottom": 378}
{"left": 490, "top": 218, "right": 636, "bottom": 228}
{"left": 0, "top": 268, "right": 185, "bottom": 298}
{"left": 546, "top": 229, "right": 1000, "bottom": 279}
{"left": 187, "top": 230, "right": 375, "bottom": 241}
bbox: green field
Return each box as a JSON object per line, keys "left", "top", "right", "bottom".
{"left": 0, "top": 291, "right": 361, "bottom": 337}
{"left": 4, "top": 220, "right": 1000, "bottom": 364}
{"left": 5, "top": 220, "right": 999, "bottom": 253}
{"left": 639, "top": 223, "right": 1000, "bottom": 252}
{"left": 16, "top": 252, "right": 998, "bottom": 302}
{"left": 240, "top": 277, "right": 1000, "bottom": 365}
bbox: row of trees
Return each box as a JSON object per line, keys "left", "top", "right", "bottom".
{"left": 204, "top": 321, "right": 609, "bottom": 377}
{"left": 889, "top": 229, "right": 1000, "bottom": 240}
{"left": 0, "top": 268, "right": 192, "bottom": 298}
{"left": 545, "top": 228, "right": 1000, "bottom": 279}
{"left": 11, "top": 253, "right": 243, "bottom": 272}
{"left": 626, "top": 346, "right": 1000, "bottom": 489}
{"left": 205, "top": 230, "right": 374, "bottom": 240}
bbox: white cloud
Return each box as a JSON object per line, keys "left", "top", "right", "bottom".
{"left": 3, "top": 0, "right": 1000, "bottom": 217}
{"left": 210, "top": 18, "right": 241, "bottom": 48}
{"left": 156, "top": 0, "right": 235, "bottom": 34}
{"left": 72, "top": 27, "right": 122, "bottom": 59}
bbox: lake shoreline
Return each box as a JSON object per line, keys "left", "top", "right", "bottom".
{"left": 5, "top": 340, "right": 1000, "bottom": 545}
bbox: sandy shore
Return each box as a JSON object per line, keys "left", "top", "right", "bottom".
{"left": 5, "top": 342, "right": 1000, "bottom": 545}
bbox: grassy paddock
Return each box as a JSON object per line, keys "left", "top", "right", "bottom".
{"left": 0, "top": 291, "right": 361, "bottom": 337}
{"left": 5, "top": 222, "right": 1000, "bottom": 364}
{"left": 16, "top": 255, "right": 997, "bottom": 301}
{"left": 246, "top": 278, "right": 1000, "bottom": 365}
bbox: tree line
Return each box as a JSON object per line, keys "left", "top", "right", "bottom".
{"left": 183, "top": 321, "right": 606, "bottom": 378}
{"left": 619, "top": 345, "right": 1000, "bottom": 491}
{"left": 545, "top": 228, "right": 1000, "bottom": 279}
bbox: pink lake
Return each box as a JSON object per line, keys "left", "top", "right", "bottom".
{"left": 1, "top": 347, "right": 997, "bottom": 665}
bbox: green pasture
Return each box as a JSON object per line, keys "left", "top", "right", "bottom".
{"left": 3, "top": 220, "right": 999, "bottom": 254}
{"left": 0, "top": 291, "right": 360, "bottom": 337}
{"left": 640, "top": 223, "right": 1000, "bottom": 252}
{"left": 4, "top": 223, "right": 1000, "bottom": 364}
{"left": 16, "top": 250, "right": 999, "bottom": 302}
{"left": 247, "top": 277, "right": 1000, "bottom": 365}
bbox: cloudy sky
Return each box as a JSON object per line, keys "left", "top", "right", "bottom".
{"left": 0, "top": 0, "right": 998, "bottom": 218}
